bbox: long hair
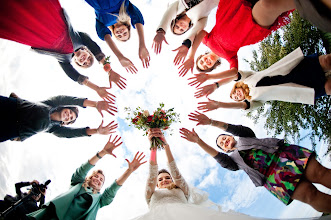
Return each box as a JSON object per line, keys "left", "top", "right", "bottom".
{"left": 73, "top": 46, "right": 94, "bottom": 68}
{"left": 52, "top": 106, "right": 79, "bottom": 126}
{"left": 158, "top": 169, "right": 178, "bottom": 190}
{"left": 196, "top": 52, "right": 221, "bottom": 72}
{"left": 82, "top": 170, "right": 105, "bottom": 194}
{"left": 230, "top": 82, "right": 251, "bottom": 100}
{"left": 109, "top": 1, "right": 131, "bottom": 41}
{"left": 170, "top": 12, "right": 193, "bottom": 35}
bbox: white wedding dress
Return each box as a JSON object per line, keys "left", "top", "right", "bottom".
{"left": 132, "top": 161, "right": 259, "bottom": 220}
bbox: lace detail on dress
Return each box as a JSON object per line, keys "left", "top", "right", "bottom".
{"left": 145, "top": 164, "right": 158, "bottom": 204}
{"left": 168, "top": 161, "right": 190, "bottom": 198}
{"left": 149, "top": 188, "right": 188, "bottom": 210}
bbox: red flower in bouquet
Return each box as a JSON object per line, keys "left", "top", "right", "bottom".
{"left": 125, "top": 103, "right": 180, "bottom": 150}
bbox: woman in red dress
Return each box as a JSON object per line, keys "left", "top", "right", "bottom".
{"left": 177, "top": 0, "right": 295, "bottom": 77}
{"left": 0, "top": 0, "right": 126, "bottom": 101}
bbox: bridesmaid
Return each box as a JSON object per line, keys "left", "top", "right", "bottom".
{"left": 178, "top": 0, "right": 295, "bottom": 76}
{"left": 84, "top": 0, "right": 150, "bottom": 72}
{"left": 0, "top": 0, "right": 125, "bottom": 99}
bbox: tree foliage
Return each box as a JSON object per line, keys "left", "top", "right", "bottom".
{"left": 246, "top": 11, "right": 331, "bottom": 151}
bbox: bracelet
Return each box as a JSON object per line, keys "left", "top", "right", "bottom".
{"left": 96, "top": 151, "right": 102, "bottom": 159}
{"left": 215, "top": 82, "right": 219, "bottom": 88}
{"left": 210, "top": 119, "right": 213, "bottom": 125}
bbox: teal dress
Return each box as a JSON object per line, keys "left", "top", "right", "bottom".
{"left": 27, "top": 161, "right": 121, "bottom": 220}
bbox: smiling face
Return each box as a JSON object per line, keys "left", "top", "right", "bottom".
{"left": 60, "top": 108, "right": 77, "bottom": 125}
{"left": 231, "top": 88, "right": 245, "bottom": 101}
{"left": 74, "top": 48, "right": 93, "bottom": 67}
{"left": 216, "top": 135, "right": 236, "bottom": 153}
{"left": 157, "top": 172, "right": 173, "bottom": 189}
{"left": 197, "top": 53, "right": 218, "bottom": 71}
{"left": 88, "top": 172, "right": 105, "bottom": 191}
{"left": 173, "top": 18, "right": 190, "bottom": 35}
{"left": 113, "top": 23, "right": 130, "bottom": 41}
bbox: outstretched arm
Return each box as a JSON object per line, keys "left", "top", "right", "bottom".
{"left": 197, "top": 98, "right": 247, "bottom": 112}
{"left": 180, "top": 128, "right": 218, "bottom": 157}
{"left": 136, "top": 23, "right": 150, "bottom": 68}
{"left": 145, "top": 149, "right": 158, "bottom": 203}
{"left": 83, "top": 99, "right": 117, "bottom": 117}
{"left": 116, "top": 151, "right": 147, "bottom": 186}
{"left": 82, "top": 78, "right": 114, "bottom": 102}
{"left": 178, "top": 30, "right": 207, "bottom": 77}
{"left": 188, "top": 111, "right": 228, "bottom": 131}
{"left": 86, "top": 120, "right": 118, "bottom": 136}
{"left": 104, "top": 34, "right": 138, "bottom": 74}
{"left": 180, "top": 128, "right": 239, "bottom": 171}
{"left": 188, "top": 68, "right": 238, "bottom": 88}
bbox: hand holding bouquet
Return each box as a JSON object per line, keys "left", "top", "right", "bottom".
{"left": 125, "top": 103, "right": 180, "bottom": 150}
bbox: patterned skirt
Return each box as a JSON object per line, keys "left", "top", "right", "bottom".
{"left": 263, "top": 144, "right": 314, "bottom": 205}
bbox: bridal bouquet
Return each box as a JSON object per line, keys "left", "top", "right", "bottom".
{"left": 125, "top": 103, "right": 180, "bottom": 150}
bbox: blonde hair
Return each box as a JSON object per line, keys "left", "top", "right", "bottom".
{"left": 230, "top": 82, "right": 251, "bottom": 101}
{"left": 82, "top": 169, "right": 105, "bottom": 194}
{"left": 109, "top": 1, "right": 131, "bottom": 42}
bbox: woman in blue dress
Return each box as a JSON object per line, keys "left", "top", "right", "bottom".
{"left": 84, "top": 0, "right": 150, "bottom": 73}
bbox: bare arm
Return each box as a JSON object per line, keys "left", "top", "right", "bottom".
{"left": 187, "top": 30, "right": 207, "bottom": 60}
{"left": 136, "top": 23, "right": 150, "bottom": 68}
{"left": 180, "top": 128, "right": 218, "bottom": 158}
{"left": 197, "top": 99, "right": 248, "bottom": 112}
{"left": 116, "top": 152, "right": 146, "bottom": 186}
{"left": 178, "top": 30, "right": 207, "bottom": 76}
{"left": 104, "top": 34, "right": 124, "bottom": 60}
{"left": 88, "top": 135, "right": 122, "bottom": 165}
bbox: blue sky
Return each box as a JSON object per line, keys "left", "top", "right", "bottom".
{"left": 0, "top": 0, "right": 329, "bottom": 219}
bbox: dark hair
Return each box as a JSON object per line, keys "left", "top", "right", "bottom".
{"left": 158, "top": 169, "right": 171, "bottom": 176}
{"left": 216, "top": 134, "right": 234, "bottom": 153}
{"left": 196, "top": 52, "right": 221, "bottom": 72}
{"left": 158, "top": 169, "right": 178, "bottom": 189}
{"left": 53, "top": 106, "right": 79, "bottom": 125}
{"left": 73, "top": 47, "right": 95, "bottom": 68}
{"left": 170, "top": 12, "right": 193, "bottom": 35}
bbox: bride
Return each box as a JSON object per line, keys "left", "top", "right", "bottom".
{"left": 132, "top": 128, "right": 258, "bottom": 220}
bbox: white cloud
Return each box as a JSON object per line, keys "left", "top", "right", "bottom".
{"left": 0, "top": 0, "right": 328, "bottom": 219}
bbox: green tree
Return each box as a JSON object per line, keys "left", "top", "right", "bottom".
{"left": 246, "top": 11, "right": 331, "bottom": 151}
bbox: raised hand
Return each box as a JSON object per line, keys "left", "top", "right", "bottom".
{"left": 102, "top": 135, "right": 122, "bottom": 158}
{"left": 152, "top": 32, "right": 168, "bottom": 54}
{"left": 194, "top": 84, "right": 216, "bottom": 98}
{"left": 188, "top": 111, "right": 211, "bottom": 126}
{"left": 96, "top": 87, "right": 116, "bottom": 103}
{"left": 179, "top": 128, "right": 200, "bottom": 143}
{"left": 97, "top": 120, "right": 118, "bottom": 135}
{"left": 197, "top": 98, "right": 220, "bottom": 112}
{"left": 139, "top": 46, "right": 151, "bottom": 68}
{"left": 108, "top": 70, "right": 127, "bottom": 90}
{"left": 188, "top": 73, "right": 208, "bottom": 88}
{"left": 147, "top": 128, "right": 167, "bottom": 144}
{"left": 125, "top": 151, "right": 147, "bottom": 172}
{"left": 178, "top": 58, "right": 194, "bottom": 77}
{"left": 96, "top": 101, "right": 117, "bottom": 117}
{"left": 119, "top": 56, "right": 138, "bottom": 74}
{"left": 173, "top": 45, "right": 188, "bottom": 66}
